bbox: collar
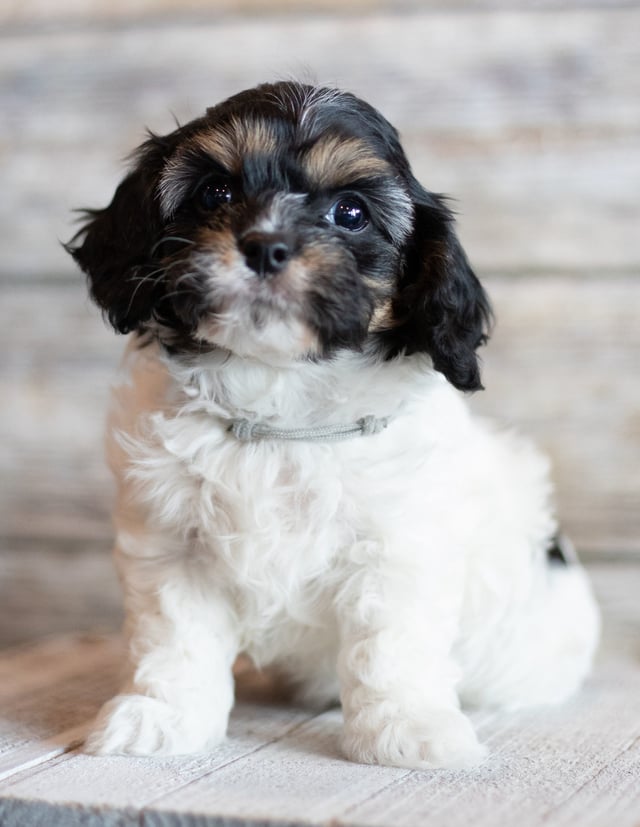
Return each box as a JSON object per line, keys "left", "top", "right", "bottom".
{"left": 227, "top": 414, "right": 391, "bottom": 443}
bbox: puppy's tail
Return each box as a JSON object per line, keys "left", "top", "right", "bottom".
{"left": 547, "top": 533, "right": 580, "bottom": 566}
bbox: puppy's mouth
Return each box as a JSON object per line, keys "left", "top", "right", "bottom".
{"left": 156, "top": 221, "right": 375, "bottom": 363}
{"left": 176, "top": 241, "right": 322, "bottom": 362}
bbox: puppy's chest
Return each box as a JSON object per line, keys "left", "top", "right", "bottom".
{"left": 145, "top": 413, "right": 353, "bottom": 584}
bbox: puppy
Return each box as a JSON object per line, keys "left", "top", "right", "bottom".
{"left": 68, "top": 81, "right": 600, "bottom": 769}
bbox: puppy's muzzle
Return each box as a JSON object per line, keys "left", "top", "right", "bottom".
{"left": 240, "top": 231, "right": 291, "bottom": 279}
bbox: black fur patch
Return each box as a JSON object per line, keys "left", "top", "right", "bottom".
{"left": 547, "top": 534, "right": 578, "bottom": 566}
{"left": 67, "top": 81, "right": 492, "bottom": 390}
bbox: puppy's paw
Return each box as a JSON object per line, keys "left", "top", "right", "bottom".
{"left": 85, "top": 694, "right": 226, "bottom": 757}
{"left": 343, "top": 706, "right": 487, "bottom": 770}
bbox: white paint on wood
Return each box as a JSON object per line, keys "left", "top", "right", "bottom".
{"left": 1, "top": 0, "right": 632, "bottom": 28}
{"left": 0, "top": 635, "right": 122, "bottom": 698}
{"left": 0, "top": 636, "right": 123, "bottom": 782}
{"left": 1, "top": 8, "right": 639, "bottom": 278}
{"left": 0, "top": 564, "right": 638, "bottom": 827}
{"left": 0, "top": 545, "right": 122, "bottom": 648}
{"left": 470, "top": 275, "right": 640, "bottom": 554}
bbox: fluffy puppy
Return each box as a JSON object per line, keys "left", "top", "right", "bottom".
{"left": 68, "top": 81, "right": 600, "bottom": 769}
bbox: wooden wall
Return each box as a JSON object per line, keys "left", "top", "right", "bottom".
{"left": 1, "top": 0, "right": 638, "bottom": 645}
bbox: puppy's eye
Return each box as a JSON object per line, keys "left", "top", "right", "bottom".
{"left": 327, "top": 198, "right": 369, "bottom": 232}
{"left": 197, "top": 180, "right": 233, "bottom": 211}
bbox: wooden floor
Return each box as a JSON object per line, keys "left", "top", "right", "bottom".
{"left": 0, "top": 562, "right": 639, "bottom": 827}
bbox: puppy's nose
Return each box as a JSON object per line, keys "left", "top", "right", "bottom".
{"left": 240, "top": 232, "right": 291, "bottom": 278}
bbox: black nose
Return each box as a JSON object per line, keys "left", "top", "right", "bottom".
{"left": 240, "top": 232, "right": 291, "bottom": 278}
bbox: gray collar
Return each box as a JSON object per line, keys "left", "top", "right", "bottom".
{"left": 228, "top": 414, "right": 391, "bottom": 443}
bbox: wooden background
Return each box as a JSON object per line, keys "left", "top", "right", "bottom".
{"left": 1, "top": 0, "right": 639, "bottom": 648}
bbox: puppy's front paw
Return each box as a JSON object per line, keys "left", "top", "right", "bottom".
{"left": 343, "top": 705, "right": 487, "bottom": 770}
{"left": 85, "top": 694, "right": 227, "bottom": 757}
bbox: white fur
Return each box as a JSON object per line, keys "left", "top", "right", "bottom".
{"left": 85, "top": 339, "right": 600, "bottom": 769}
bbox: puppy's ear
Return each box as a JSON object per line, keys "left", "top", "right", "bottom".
{"left": 66, "top": 134, "right": 172, "bottom": 334}
{"left": 387, "top": 185, "right": 493, "bottom": 392}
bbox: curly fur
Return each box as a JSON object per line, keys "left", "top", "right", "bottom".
{"left": 67, "top": 81, "right": 600, "bottom": 769}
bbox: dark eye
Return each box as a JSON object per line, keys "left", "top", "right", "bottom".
{"left": 328, "top": 197, "right": 369, "bottom": 232}
{"left": 196, "top": 179, "right": 233, "bottom": 211}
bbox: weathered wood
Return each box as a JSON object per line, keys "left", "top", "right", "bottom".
{"left": 1, "top": 8, "right": 639, "bottom": 279}
{"left": 0, "top": 541, "right": 121, "bottom": 648}
{"left": 0, "top": 636, "right": 123, "bottom": 785}
{"left": 470, "top": 274, "right": 640, "bottom": 554}
{"left": 0, "top": 286, "right": 116, "bottom": 545}
{"left": 1, "top": 0, "right": 635, "bottom": 29}
{"left": 0, "top": 638, "right": 320, "bottom": 811}
{"left": 0, "top": 563, "right": 638, "bottom": 827}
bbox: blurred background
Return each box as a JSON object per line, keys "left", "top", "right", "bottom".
{"left": 1, "top": 0, "right": 639, "bottom": 648}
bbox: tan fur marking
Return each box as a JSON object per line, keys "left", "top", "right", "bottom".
{"left": 303, "top": 136, "right": 391, "bottom": 187}
{"left": 368, "top": 298, "right": 398, "bottom": 333}
{"left": 194, "top": 117, "right": 280, "bottom": 172}
{"left": 294, "top": 241, "right": 351, "bottom": 283}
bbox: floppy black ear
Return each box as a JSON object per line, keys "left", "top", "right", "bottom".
{"left": 386, "top": 187, "right": 493, "bottom": 392}
{"left": 66, "top": 134, "right": 174, "bottom": 334}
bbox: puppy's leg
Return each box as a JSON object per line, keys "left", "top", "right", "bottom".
{"left": 337, "top": 545, "right": 487, "bottom": 770}
{"left": 86, "top": 532, "right": 239, "bottom": 756}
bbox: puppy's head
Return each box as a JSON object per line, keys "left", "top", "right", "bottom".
{"left": 68, "top": 81, "right": 491, "bottom": 389}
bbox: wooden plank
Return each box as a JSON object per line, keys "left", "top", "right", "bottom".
{"left": 1, "top": 1, "right": 635, "bottom": 29}
{"left": 0, "top": 563, "right": 638, "bottom": 827}
{"left": 470, "top": 274, "right": 640, "bottom": 555}
{"left": 154, "top": 696, "right": 640, "bottom": 827}
{"left": 342, "top": 687, "right": 640, "bottom": 827}
{"left": 0, "top": 635, "right": 122, "bottom": 700}
{"left": 0, "top": 542, "right": 121, "bottom": 649}
{"left": 0, "top": 657, "right": 320, "bottom": 815}
{"left": 0, "top": 704, "right": 324, "bottom": 813}
{"left": 416, "top": 135, "right": 640, "bottom": 274}
{"left": 0, "top": 636, "right": 122, "bottom": 783}
{"left": 1, "top": 8, "right": 639, "bottom": 279}
{"left": 0, "top": 287, "right": 117, "bottom": 544}
{"left": 0, "top": 637, "right": 313, "bottom": 795}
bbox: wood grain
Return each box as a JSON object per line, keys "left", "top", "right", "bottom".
{"left": 470, "top": 275, "right": 640, "bottom": 555}
{"left": 0, "top": 541, "right": 121, "bottom": 648}
{"left": 0, "top": 562, "right": 638, "bottom": 827}
{"left": 2, "top": 0, "right": 636, "bottom": 29}
{"left": 1, "top": 8, "right": 639, "bottom": 279}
